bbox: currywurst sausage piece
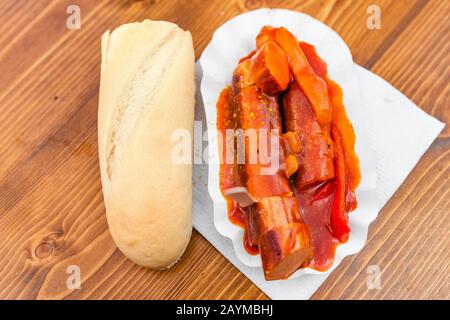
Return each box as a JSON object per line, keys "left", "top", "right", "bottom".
{"left": 231, "top": 60, "right": 312, "bottom": 280}
{"left": 282, "top": 82, "right": 335, "bottom": 189}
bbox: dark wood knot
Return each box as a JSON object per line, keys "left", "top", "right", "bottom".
{"left": 35, "top": 241, "right": 54, "bottom": 259}
{"left": 245, "top": 0, "right": 266, "bottom": 10}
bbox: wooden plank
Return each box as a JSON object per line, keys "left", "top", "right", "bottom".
{"left": 0, "top": 0, "right": 448, "bottom": 299}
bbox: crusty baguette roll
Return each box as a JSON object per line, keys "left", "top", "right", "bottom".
{"left": 98, "top": 20, "right": 195, "bottom": 269}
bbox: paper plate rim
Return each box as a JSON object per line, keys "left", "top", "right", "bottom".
{"left": 199, "top": 8, "right": 379, "bottom": 278}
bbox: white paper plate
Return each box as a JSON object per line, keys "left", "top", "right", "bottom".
{"left": 199, "top": 8, "right": 378, "bottom": 278}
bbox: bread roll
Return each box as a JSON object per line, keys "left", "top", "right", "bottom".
{"left": 98, "top": 20, "right": 195, "bottom": 269}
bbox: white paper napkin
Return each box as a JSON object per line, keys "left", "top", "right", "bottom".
{"left": 192, "top": 62, "right": 445, "bottom": 300}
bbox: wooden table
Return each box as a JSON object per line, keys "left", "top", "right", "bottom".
{"left": 0, "top": 0, "right": 448, "bottom": 300}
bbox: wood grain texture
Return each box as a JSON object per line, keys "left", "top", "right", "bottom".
{"left": 0, "top": 0, "right": 448, "bottom": 300}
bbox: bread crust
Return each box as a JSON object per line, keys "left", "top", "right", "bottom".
{"left": 98, "top": 20, "right": 195, "bottom": 269}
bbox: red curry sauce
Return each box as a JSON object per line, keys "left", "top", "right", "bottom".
{"left": 217, "top": 34, "right": 360, "bottom": 273}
